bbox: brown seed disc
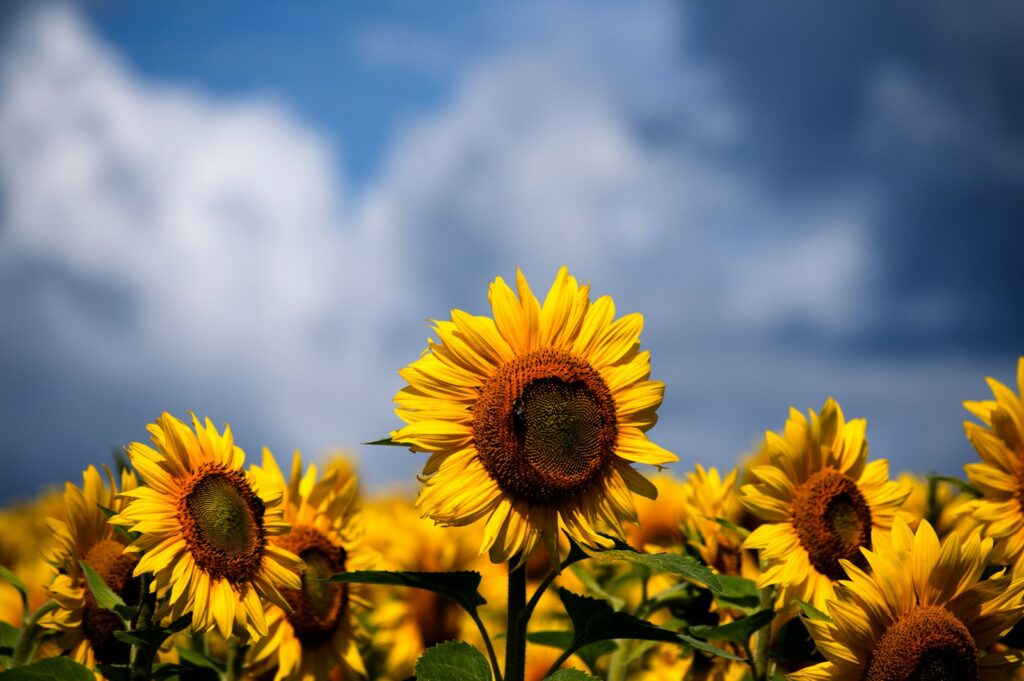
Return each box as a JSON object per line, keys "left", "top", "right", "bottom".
{"left": 177, "top": 463, "right": 267, "bottom": 585}
{"left": 82, "top": 539, "right": 139, "bottom": 665}
{"left": 276, "top": 526, "right": 348, "bottom": 648}
{"left": 473, "top": 348, "right": 618, "bottom": 505}
{"left": 792, "top": 468, "right": 873, "bottom": 580}
{"left": 866, "top": 605, "right": 978, "bottom": 681}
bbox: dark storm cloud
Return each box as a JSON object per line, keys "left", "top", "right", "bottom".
{"left": 686, "top": 1, "right": 1024, "bottom": 353}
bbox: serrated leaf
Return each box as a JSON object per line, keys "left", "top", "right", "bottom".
{"left": 567, "top": 564, "right": 625, "bottom": 610}
{"left": 526, "top": 631, "right": 616, "bottom": 672}
{"left": 0, "top": 566, "right": 28, "bottom": 616}
{"left": 677, "top": 634, "right": 747, "bottom": 662}
{"left": 558, "top": 588, "right": 680, "bottom": 650}
{"left": 0, "top": 657, "right": 95, "bottom": 680}
{"left": 713, "top": 574, "right": 761, "bottom": 611}
{"left": 544, "top": 670, "right": 598, "bottom": 680}
{"left": 689, "top": 609, "right": 775, "bottom": 646}
{"left": 795, "top": 599, "right": 832, "bottom": 622}
{"left": 414, "top": 641, "right": 492, "bottom": 681}
{"left": 324, "top": 570, "right": 486, "bottom": 614}
{"left": 363, "top": 437, "right": 414, "bottom": 447}
{"left": 583, "top": 550, "right": 721, "bottom": 592}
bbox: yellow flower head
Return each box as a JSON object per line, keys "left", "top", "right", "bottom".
{"left": 683, "top": 466, "right": 757, "bottom": 579}
{"left": 962, "top": 357, "right": 1024, "bottom": 567}
{"left": 626, "top": 473, "right": 688, "bottom": 553}
{"left": 41, "top": 465, "right": 137, "bottom": 668}
{"left": 110, "top": 413, "right": 302, "bottom": 640}
{"left": 741, "top": 398, "right": 910, "bottom": 609}
{"left": 790, "top": 519, "right": 1024, "bottom": 681}
{"left": 247, "top": 450, "right": 372, "bottom": 681}
{"left": 391, "top": 267, "right": 677, "bottom": 564}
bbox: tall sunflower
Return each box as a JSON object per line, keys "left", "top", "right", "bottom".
{"left": 41, "top": 465, "right": 138, "bottom": 668}
{"left": 683, "top": 465, "right": 758, "bottom": 580}
{"left": 741, "top": 399, "right": 910, "bottom": 609}
{"left": 962, "top": 357, "right": 1024, "bottom": 568}
{"left": 391, "top": 267, "right": 676, "bottom": 564}
{"left": 790, "top": 518, "right": 1024, "bottom": 681}
{"left": 247, "top": 450, "right": 371, "bottom": 681}
{"left": 110, "top": 413, "right": 303, "bottom": 639}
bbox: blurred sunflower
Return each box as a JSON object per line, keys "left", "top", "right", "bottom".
{"left": 0, "top": 489, "right": 63, "bottom": 627}
{"left": 247, "top": 450, "right": 371, "bottom": 681}
{"left": 898, "top": 472, "right": 979, "bottom": 538}
{"left": 790, "top": 519, "right": 1024, "bottom": 681}
{"left": 741, "top": 399, "right": 909, "bottom": 609}
{"left": 627, "top": 473, "right": 689, "bottom": 553}
{"left": 360, "top": 497, "right": 505, "bottom": 680}
{"left": 962, "top": 357, "right": 1024, "bottom": 567}
{"left": 683, "top": 465, "right": 758, "bottom": 579}
{"left": 40, "top": 465, "right": 138, "bottom": 668}
{"left": 110, "top": 413, "right": 302, "bottom": 639}
{"left": 392, "top": 267, "right": 676, "bottom": 564}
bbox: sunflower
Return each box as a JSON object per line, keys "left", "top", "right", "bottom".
{"left": 627, "top": 473, "right": 689, "bottom": 553}
{"left": 961, "top": 357, "right": 1024, "bottom": 568}
{"left": 898, "top": 472, "right": 979, "bottom": 538}
{"left": 39, "top": 465, "right": 137, "bottom": 668}
{"left": 247, "top": 449, "right": 371, "bottom": 681}
{"left": 110, "top": 413, "right": 302, "bottom": 639}
{"left": 741, "top": 399, "right": 909, "bottom": 609}
{"left": 391, "top": 267, "right": 676, "bottom": 564}
{"left": 790, "top": 518, "right": 1024, "bottom": 681}
{"left": 683, "top": 465, "right": 758, "bottom": 580}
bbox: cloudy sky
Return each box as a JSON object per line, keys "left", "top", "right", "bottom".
{"left": 0, "top": 1, "right": 1021, "bottom": 502}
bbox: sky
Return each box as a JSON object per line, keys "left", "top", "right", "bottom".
{"left": 0, "top": 1, "right": 1021, "bottom": 502}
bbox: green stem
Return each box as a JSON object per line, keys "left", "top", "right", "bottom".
{"left": 468, "top": 608, "right": 503, "bottom": 681}
{"left": 505, "top": 557, "right": 528, "bottom": 681}
{"left": 542, "top": 644, "right": 577, "bottom": 679}
{"left": 10, "top": 600, "right": 58, "bottom": 667}
{"left": 753, "top": 584, "right": 775, "bottom": 681}
{"left": 226, "top": 640, "right": 248, "bottom": 681}
{"left": 130, "top": 574, "right": 154, "bottom": 681}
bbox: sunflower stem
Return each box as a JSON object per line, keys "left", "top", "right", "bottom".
{"left": 130, "top": 573, "right": 154, "bottom": 681}
{"left": 752, "top": 583, "right": 775, "bottom": 681}
{"left": 10, "top": 599, "right": 58, "bottom": 667}
{"left": 505, "top": 556, "right": 528, "bottom": 681}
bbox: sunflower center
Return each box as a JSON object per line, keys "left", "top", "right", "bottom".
{"left": 81, "top": 539, "right": 139, "bottom": 665}
{"left": 473, "top": 348, "right": 618, "bottom": 505}
{"left": 792, "top": 468, "right": 873, "bottom": 580}
{"left": 177, "top": 464, "right": 266, "bottom": 585}
{"left": 867, "top": 605, "right": 978, "bottom": 681}
{"left": 276, "top": 526, "right": 347, "bottom": 648}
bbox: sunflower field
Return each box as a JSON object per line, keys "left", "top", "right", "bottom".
{"left": 1, "top": 267, "right": 1023, "bottom": 681}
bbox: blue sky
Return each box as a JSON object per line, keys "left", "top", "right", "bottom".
{"left": 0, "top": 1, "right": 1021, "bottom": 502}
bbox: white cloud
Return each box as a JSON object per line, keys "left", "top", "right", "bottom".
{"left": 0, "top": 3, "right": 990, "bottom": 496}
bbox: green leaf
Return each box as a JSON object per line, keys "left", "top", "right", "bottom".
{"left": 713, "top": 574, "right": 761, "bottom": 611}
{"left": 0, "top": 566, "right": 28, "bottom": 617}
{"left": 114, "top": 613, "right": 192, "bottom": 653}
{"left": 79, "top": 561, "right": 135, "bottom": 622}
{"left": 689, "top": 609, "right": 775, "bottom": 646}
{"left": 0, "top": 657, "right": 95, "bottom": 680}
{"left": 795, "top": 599, "right": 832, "bottom": 622}
{"left": 567, "top": 564, "right": 625, "bottom": 610}
{"left": 324, "top": 570, "right": 486, "bottom": 615}
{"left": 711, "top": 517, "right": 751, "bottom": 539}
{"left": 176, "top": 646, "right": 226, "bottom": 673}
{"left": 773, "top": 615, "right": 816, "bottom": 663}
{"left": 526, "top": 631, "right": 616, "bottom": 672}
{"left": 928, "top": 475, "right": 980, "bottom": 498}
{"left": 150, "top": 662, "right": 219, "bottom": 681}
{"left": 544, "top": 670, "right": 598, "bottom": 680}
{"left": 363, "top": 437, "right": 414, "bottom": 447}
{"left": 93, "top": 664, "right": 129, "bottom": 681}
{"left": 414, "top": 641, "right": 492, "bottom": 681}
{"left": 582, "top": 550, "right": 721, "bottom": 593}
{"left": 0, "top": 620, "right": 18, "bottom": 667}
{"left": 677, "top": 634, "right": 747, "bottom": 662}
{"left": 558, "top": 588, "right": 680, "bottom": 651}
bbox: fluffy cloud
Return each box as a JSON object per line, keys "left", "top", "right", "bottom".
{"left": 0, "top": 3, "right": 999, "bottom": 499}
